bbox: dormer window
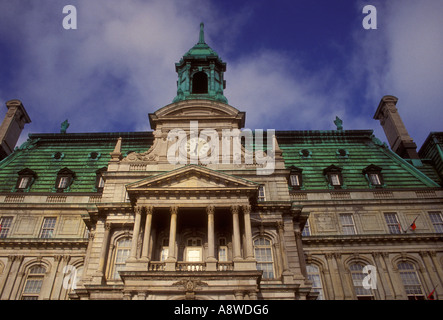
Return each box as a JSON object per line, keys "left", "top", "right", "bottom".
{"left": 288, "top": 166, "right": 303, "bottom": 190}
{"left": 15, "top": 168, "right": 37, "bottom": 192}
{"left": 362, "top": 164, "right": 384, "bottom": 188}
{"left": 323, "top": 165, "right": 344, "bottom": 189}
{"left": 55, "top": 168, "right": 75, "bottom": 192}
{"left": 95, "top": 167, "right": 107, "bottom": 192}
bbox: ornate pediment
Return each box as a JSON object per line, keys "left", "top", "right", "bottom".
{"left": 126, "top": 165, "right": 258, "bottom": 195}
{"left": 149, "top": 100, "right": 245, "bottom": 129}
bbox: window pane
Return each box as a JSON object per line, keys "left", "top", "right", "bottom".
{"left": 330, "top": 174, "right": 341, "bottom": 185}
{"left": 18, "top": 177, "right": 31, "bottom": 189}
{"left": 258, "top": 186, "right": 266, "bottom": 201}
{"left": 302, "top": 220, "right": 311, "bottom": 236}
{"left": 0, "top": 217, "right": 13, "bottom": 238}
{"left": 306, "top": 265, "right": 324, "bottom": 300}
{"left": 429, "top": 212, "right": 443, "bottom": 233}
{"left": 113, "top": 239, "right": 131, "bottom": 279}
{"left": 218, "top": 247, "right": 227, "bottom": 261}
{"left": 369, "top": 173, "right": 381, "bottom": 185}
{"left": 58, "top": 177, "right": 69, "bottom": 188}
{"left": 290, "top": 174, "right": 300, "bottom": 186}
{"left": 23, "top": 279, "right": 43, "bottom": 294}
{"left": 398, "top": 263, "right": 423, "bottom": 296}
{"left": 161, "top": 247, "right": 169, "bottom": 261}
{"left": 384, "top": 213, "right": 401, "bottom": 234}
{"left": 254, "top": 237, "right": 274, "bottom": 279}
{"left": 350, "top": 264, "right": 373, "bottom": 297}
{"left": 340, "top": 214, "right": 356, "bottom": 235}
{"left": 40, "top": 217, "right": 56, "bottom": 238}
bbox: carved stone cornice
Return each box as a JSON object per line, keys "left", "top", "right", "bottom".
{"left": 302, "top": 233, "right": 443, "bottom": 246}
{"left": 0, "top": 238, "right": 89, "bottom": 250}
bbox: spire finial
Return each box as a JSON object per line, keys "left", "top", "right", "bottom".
{"left": 199, "top": 22, "right": 205, "bottom": 44}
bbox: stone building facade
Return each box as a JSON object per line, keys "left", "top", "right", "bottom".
{"left": 0, "top": 25, "right": 442, "bottom": 300}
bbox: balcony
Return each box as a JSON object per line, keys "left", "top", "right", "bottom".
{"left": 146, "top": 261, "right": 234, "bottom": 272}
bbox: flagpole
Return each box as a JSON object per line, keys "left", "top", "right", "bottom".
{"left": 427, "top": 284, "right": 439, "bottom": 300}
{"left": 408, "top": 215, "right": 419, "bottom": 232}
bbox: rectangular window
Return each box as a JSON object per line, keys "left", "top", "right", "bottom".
{"left": 58, "top": 176, "right": 70, "bottom": 189}
{"left": 185, "top": 247, "right": 202, "bottom": 262}
{"left": 98, "top": 176, "right": 105, "bottom": 188}
{"left": 368, "top": 173, "right": 381, "bottom": 186}
{"left": 330, "top": 173, "right": 341, "bottom": 186}
{"left": 306, "top": 265, "right": 324, "bottom": 300}
{"left": 0, "top": 217, "right": 13, "bottom": 238}
{"left": 290, "top": 174, "right": 300, "bottom": 186}
{"left": 302, "top": 219, "right": 311, "bottom": 236}
{"left": 39, "top": 217, "right": 57, "bottom": 239}
{"left": 258, "top": 185, "right": 266, "bottom": 201}
{"left": 113, "top": 249, "right": 130, "bottom": 279}
{"left": 22, "top": 266, "right": 46, "bottom": 300}
{"left": 384, "top": 213, "right": 401, "bottom": 234}
{"left": 340, "top": 214, "right": 356, "bottom": 235}
{"left": 18, "top": 177, "right": 31, "bottom": 189}
{"left": 218, "top": 247, "right": 227, "bottom": 261}
{"left": 429, "top": 212, "right": 443, "bottom": 233}
{"left": 161, "top": 238, "right": 169, "bottom": 261}
{"left": 255, "top": 247, "right": 274, "bottom": 279}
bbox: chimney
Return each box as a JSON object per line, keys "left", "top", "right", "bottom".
{"left": 373, "top": 95, "right": 421, "bottom": 165}
{"left": 0, "top": 99, "right": 31, "bottom": 160}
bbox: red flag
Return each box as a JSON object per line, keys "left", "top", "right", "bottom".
{"left": 427, "top": 289, "right": 435, "bottom": 300}
{"left": 427, "top": 284, "right": 438, "bottom": 300}
{"left": 409, "top": 215, "right": 419, "bottom": 231}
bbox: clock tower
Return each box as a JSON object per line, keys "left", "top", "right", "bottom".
{"left": 173, "top": 23, "right": 228, "bottom": 104}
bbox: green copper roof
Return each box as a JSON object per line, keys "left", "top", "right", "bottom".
{"left": 183, "top": 23, "right": 220, "bottom": 58}
{"left": 276, "top": 130, "right": 441, "bottom": 190}
{"left": 0, "top": 132, "right": 152, "bottom": 193}
{"left": 0, "top": 129, "right": 440, "bottom": 194}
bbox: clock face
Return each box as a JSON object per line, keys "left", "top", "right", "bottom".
{"left": 186, "top": 137, "right": 210, "bottom": 157}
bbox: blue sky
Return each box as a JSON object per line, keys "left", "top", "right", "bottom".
{"left": 0, "top": 0, "right": 442, "bottom": 149}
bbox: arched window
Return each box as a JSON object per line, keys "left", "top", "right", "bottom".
{"left": 254, "top": 237, "right": 274, "bottom": 279}
{"left": 192, "top": 71, "right": 208, "bottom": 94}
{"left": 398, "top": 262, "right": 424, "bottom": 300}
{"left": 306, "top": 264, "right": 324, "bottom": 300}
{"left": 111, "top": 238, "right": 132, "bottom": 280}
{"left": 22, "top": 265, "right": 46, "bottom": 300}
{"left": 349, "top": 263, "right": 374, "bottom": 300}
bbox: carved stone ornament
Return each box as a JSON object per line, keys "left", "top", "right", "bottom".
{"left": 173, "top": 279, "right": 208, "bottom": 292}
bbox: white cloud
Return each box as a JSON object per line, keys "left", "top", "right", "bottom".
{"left": 0, "top": 0, "right": 441, "bottom": 151}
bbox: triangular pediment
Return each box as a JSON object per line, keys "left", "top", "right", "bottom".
{"left": 126, "top": 165, "right": 258, "bottom": 193}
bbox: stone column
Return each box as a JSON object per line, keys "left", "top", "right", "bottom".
{"left": 94, "top": 222, "right": 111, "bottom": 283}
{"left": 206, "top": 206, "right": 217, "bottom": 271}
{"left": 231, "top": 205, "right": 242, "bottom": 260}
{"left": 141, "top": 206, "right": 153, "bottom": 262}
{"left": 242, "top": 205, "right": 254, "bottom": 260}
{"left": 129, "top": 206, "right": 143, "bottom": 261}
{"left": 277, "top": 221, "right": 290, "bottom": 274}
{"left": 165, "top": 206, "right": 178, "bottom": 271}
